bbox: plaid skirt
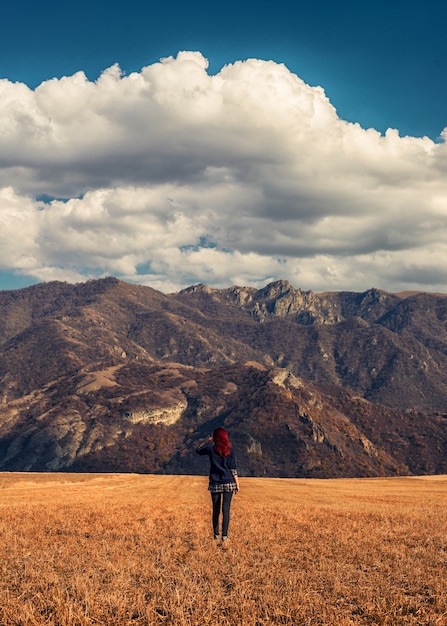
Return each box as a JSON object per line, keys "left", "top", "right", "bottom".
{"left": 208, "top": 481, "right": 238, "bottom": 493}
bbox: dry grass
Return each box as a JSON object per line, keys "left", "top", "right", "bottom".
{"left": 0, "top": 473, "right": 446, "bottom": 625}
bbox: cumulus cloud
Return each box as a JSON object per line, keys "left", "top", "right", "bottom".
{"left": 1, "top": 51, "right": 447, "bottom": 293}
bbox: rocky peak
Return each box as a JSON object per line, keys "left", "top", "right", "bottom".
{"left": 224, "top": 286, "right": 257, "bottom": 307}
{"left": 178, "top": 283, "right": 216, "bottom": 296}
{"left": 251, "top": 281, "right": 343, "bottom": 324}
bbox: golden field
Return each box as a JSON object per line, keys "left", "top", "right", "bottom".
{"left": 0, "top": 473, "right": 446, "bottom": 625}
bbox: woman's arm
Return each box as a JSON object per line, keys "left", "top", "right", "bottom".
{"left": 230, "top": 465, "right": 240, "bottom": 492}
{"left": 199, "top": 436, "right": 213, "bottom": 447}
{"left": 195, "top": 436, "right": 214, "bottom": 454}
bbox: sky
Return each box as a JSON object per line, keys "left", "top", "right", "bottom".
{"left": 1, "top": 0, "right": 447, "bottom": 294}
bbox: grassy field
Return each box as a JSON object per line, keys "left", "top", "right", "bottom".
{"left": 0, "top": 472, "right": 445, "bottom": 625}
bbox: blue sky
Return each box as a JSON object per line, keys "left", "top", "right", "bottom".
{"left": 1, "top": 0, "right": 447, "bottom": 293}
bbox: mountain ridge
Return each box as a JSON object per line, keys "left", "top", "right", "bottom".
{"left": 1, "top": 277, "right": 447, "bottom": 476}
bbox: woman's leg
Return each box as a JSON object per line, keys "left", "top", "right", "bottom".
{"left": 211, "top": 492, "right": 222, "bottom": 537}
{"left": 221, "top": 491, "right": 234, "bottom": 538}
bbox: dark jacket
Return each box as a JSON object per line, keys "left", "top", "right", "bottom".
{"left": 196, "top": 444, "right": 237, "bottom": 484}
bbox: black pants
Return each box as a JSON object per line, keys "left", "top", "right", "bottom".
{"left": 211, "top": 491, "right": 234, "bottom": 537}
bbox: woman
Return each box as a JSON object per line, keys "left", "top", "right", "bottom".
{"left": 196, "top": 427, "right": 239, "bottom": 542}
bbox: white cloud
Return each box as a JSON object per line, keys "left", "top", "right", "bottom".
{"left": 0, "top": 51, "right": 447, "bottom": 293}
{"left": 0, "top": 187, "right": 40, "bottom": 270}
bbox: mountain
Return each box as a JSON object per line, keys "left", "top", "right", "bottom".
{"left": 0, "top": 277, "right": 447, "bottom": 476}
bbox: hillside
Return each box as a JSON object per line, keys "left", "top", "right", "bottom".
{"left": 1, "top": 277, "right": 447, "bottom": 476}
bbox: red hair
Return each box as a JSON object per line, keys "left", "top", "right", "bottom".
{"left": 213, "top": 427, "right": 231, "bottom": 457}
